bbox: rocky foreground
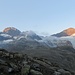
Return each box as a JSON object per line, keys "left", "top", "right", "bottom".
{"left": 0, "top": 49, "right": 75, "bottom": 75}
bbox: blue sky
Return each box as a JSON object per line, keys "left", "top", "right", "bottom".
{"left": 0, "top": 0, "right": 75, "bottom": 35}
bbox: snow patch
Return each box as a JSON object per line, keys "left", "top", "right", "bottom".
{"left": 0, "top": 34, "right": 12, "bottom": 38}
{"left": 3, "top": 39, "right": 13, "bottom": 43}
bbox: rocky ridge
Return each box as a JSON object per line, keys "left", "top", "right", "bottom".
{"left": 0, "top": 49, "right": 74, "bottom": 75}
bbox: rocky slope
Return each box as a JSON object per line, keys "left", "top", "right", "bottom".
{"left": 0, "top": 49, "right": 75, "bottom": 75}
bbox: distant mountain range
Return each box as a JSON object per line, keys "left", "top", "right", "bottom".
{"left": 3, "top": 27, "right": 75, "bottom": 37}
{"left": 0, "top": 27, "right": 75, "bottom": 51}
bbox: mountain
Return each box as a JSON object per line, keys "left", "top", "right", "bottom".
{"left": 3, "top": 27, "right": 21, "bottom": 36}
{"left": 41, "top": 36, "right": 72, "bottom": 48}
{"left": 0, "top": 27, "right": 73, "bottom": 50}
{"left": 52, "top": 28, "right": 75, "bottom": 37}
{"left": 20, "top": 31, "right": 42, "bottom": 40}
{"left": 0, "top": 27, "right": 75, "bottom": 74}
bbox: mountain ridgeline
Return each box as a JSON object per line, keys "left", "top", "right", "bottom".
{"left": 52, "top": 28, "right": 75, "bottom": 37}
{"left": 0, "top": 27, "right": 75, "bottom": 51}
{"left": 0, "top": 27, "right": 75, "bottom": 74}
{"left": 3, "top": 27, "right": 21, "bottom": 36}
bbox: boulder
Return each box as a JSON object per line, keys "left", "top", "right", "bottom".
{"left": 30, "top": 69, "right": 43, "bottom": 75}
{"left": 31, "top": 63, "right": 40, "bottom": 71}
{"left": 0, "top": 59, "right": 7, "bottom": 65}
{"left": 53, "top": 71, "right": 61, "bottom": 75}
{"left": 9, "top": 62, "right": 18, "bottom": 71}
{"left": 58, "top": 69, "right": 71, "bottom": 75}
{"left": 21, "top": 65, "right": 30, "bottom": 75}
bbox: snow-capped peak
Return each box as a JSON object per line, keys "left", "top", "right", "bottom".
{"left": 24, "top": 31, "right": 36, "bottom": 36}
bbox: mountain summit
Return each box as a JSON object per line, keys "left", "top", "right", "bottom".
{"left": 52, "top": 28, "right": 75, "bottom": 37}
{"left": 3, "top": 27, "right": 21, "bottom": 36}
{"left": 21, "top": 31, "right": 42, "bottom": 40}
{"left": 64, "top": 28, "right": 75, "bottom": 35}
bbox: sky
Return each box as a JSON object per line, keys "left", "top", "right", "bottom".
{"left": 0, "top": 0, "right": 75, "bottom": 36}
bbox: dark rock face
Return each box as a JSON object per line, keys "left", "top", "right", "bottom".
{"left": 3, "top": 27, "right": 21, "bottom": 36}
{"left": 0, "top": 49, "right": 74, "bottom": 75}
{"left": 30, "top": 69, "right": 43, "bottom": 75}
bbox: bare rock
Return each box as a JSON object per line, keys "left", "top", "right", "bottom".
{"left": 21, "top": 65, "right": 30, "bottom": 75}
{"left": 30, "top": 69, "right": 43, "bottom": 75}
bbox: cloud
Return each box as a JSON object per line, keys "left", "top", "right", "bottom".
{"left": 40, "top": 32, "right": 50, "bottom": 36}
{"left": 35, "top": 31, "right": 50, "bottom": 36}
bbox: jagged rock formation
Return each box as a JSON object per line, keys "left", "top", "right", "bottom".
{"left": 0, "top": 49, "right": 75, "bottom": 75}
